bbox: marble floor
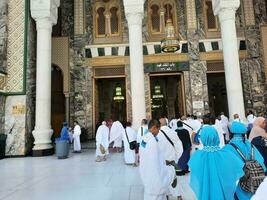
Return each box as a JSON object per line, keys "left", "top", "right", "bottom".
{"left": 0, "top": 149, "right": 196, "bottom": 200}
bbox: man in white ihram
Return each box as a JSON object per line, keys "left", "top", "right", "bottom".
{"left": 158, "top": 118, "right": 183, "bottom": 200}
{"left": 73, "top": 121, "right": 81, "bottom": 153}
{"left": 95, "top": 121, "right": 109, "bottom": 162}
{"left": 123, "top": 122, "right": 137, "bottom": 165}
{"left": 109, "top": 120, "right": 124, "bottom": 152}
{"left": 140, "top": 119, "right": 176, "bottom": 200}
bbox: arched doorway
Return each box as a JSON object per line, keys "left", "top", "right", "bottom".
{"left": 51, "top": 65, "right": 65, "bottom": 141}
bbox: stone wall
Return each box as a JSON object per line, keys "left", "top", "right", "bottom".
{"left": 240, "top": 0, "right": 267, "bottom": 116}
{"left": 0, "top": 0, "right": 7, "bottom": 133}
{"left": 25, "top": 16, "right": 36, "bottom": 155}
{"left": 0, "top": 0, "right": 7, "bottom": 72}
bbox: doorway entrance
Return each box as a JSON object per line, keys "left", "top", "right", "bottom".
{"left": 94, "top": 78, "right": 127, "bottom": 132}
{"left": 207, "top": 72, "right": 229, "bottom": 117}
{"left": 51, "top": 65, "right": 65, "bottom": 140}
{"left": 150, "top": 74, "right": 185, "bottom": 119}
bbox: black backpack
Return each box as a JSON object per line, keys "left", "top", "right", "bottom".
{"left": 230, "top": 143, "right": 266, "bottom": 193}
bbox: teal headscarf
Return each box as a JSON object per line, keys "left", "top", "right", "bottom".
{"left": 189, "top": 126, "right": 244, "bottom": 200}
{"left": 224, "top": 121, "right": 266, "bottom": 200}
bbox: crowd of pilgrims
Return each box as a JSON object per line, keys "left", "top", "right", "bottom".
{"left": 93, "top": 111, "right": 267, "bottom": 200}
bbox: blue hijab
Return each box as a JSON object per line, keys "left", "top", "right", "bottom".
{"left": 56, "top": 122, "right": 69, "bottom": 141}
{"left": 223, "top": 121, "right": 266, "bottom": 200}
{"left": 189, "top": 126, "right": 244, "bottom": 200}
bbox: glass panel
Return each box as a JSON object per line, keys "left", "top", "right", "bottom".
{"left": 151, "top": 4, "right": 160, "bottom": 32}
{"left": 206, "top": 1, "right": 217, "bottom": 30}
{"left": 110, "top": 7, "right": 119, "bottom": 34}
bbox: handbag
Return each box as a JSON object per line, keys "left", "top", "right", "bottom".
{"left": 99, "top": 144, "right": 106, "bottom": 154}
{"left": 125, "top": 129, "right": 137, "bottom": 150}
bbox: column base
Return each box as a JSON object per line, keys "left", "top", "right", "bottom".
{"left": 32, "top": 129, "right": 53, "bottom": 155}
{"left": 32, "top": 148, "right": 54, "bottom": 157}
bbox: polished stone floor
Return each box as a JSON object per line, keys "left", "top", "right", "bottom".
{"left": 0, "top": 149, "right": 196, "bottom": 200}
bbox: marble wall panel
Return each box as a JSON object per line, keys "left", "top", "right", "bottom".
{"left": 0, "top": 0, "right": 7, "bottom": 72}
{"left": 241, "top": 1, "right": 267, "bottom": 116}
{"left": 25, "top": 17, "right": 36, "bottom": 154}
{"left": 0, "top": 96, "right": 5, "bottom": 133}
{"left": 4, "top": 96, "right": 26, "bottom": 156}
{"left": 144, "top": 73, "right": 152, "bottom": 120}
{"left": 189, "top": 61, "right": 209, "bottom": 116}
{"left": 183, "top": 71, "right": 192, "bottom": 115}
{"left": 125, "top": 65, "right": 132, "bottom": 122}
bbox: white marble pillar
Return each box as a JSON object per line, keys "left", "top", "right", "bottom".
{"left": 31, "top": 0, "right": 60, "bottom": 155}
{"left": 212, "top": 0, "right": 246, "bottom": 120}
{"left": 124, "top": 0, "right": 146, "bottom": 130}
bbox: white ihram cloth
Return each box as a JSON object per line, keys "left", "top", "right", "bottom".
{"left": 95, "top": 124, "right": 109, "bottom": 157}
{"left": 251, "top": 177, "right": 267, "bottom": 200}
{"left": 169, "top": 119, "right": 178, "bottom": 131}
{"left": 109, "top": 121, "right": 124, "bottom": 148}
{"left": 123, "top": 127, "right": 137, "bottom": 164}
{"left": 140, "top": 132, "right": 176, "bottom": 200}
{"left": 73, "top": 124, "right": 81, "bottom": 151}
{"left": 213, "top": 119, "right": 225, "bottom": 148}
{"left": 247, "top": 114, "right": 257, "bottom": 124}
{"left": 220, "top": 114, "right": 229, "bottom": 134}
{"left": 158, "top": 126, "right": 183, "bottom": 197}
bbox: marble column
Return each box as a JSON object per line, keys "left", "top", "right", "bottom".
{"left": 31, "top": 0, "right": 60, "bottom": 156}
{"left": 124, "top": 0, "right": 146, "bottom": 130}
{"left": 212, "top": 0, "right": 246, "bottom": 120}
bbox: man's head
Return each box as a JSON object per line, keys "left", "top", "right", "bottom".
{"left": 148, "top": 119, "right": 161, "bottom": 136}
{"left": 102, "top": 121, "right": 107, "bottom": 126}
{"left": 220, "top": 112, "right": 225, "bottom": 116}
{"left": 177, "top": 120, "right": 183, "bottom": 128}
{"left": 233, "top": 114, "right": 239, "bottom": 119}
{"left": 159, "top": 118, "right": 167, "bottom": 127}
{"left": 141, "top": 119, "right": 148, "bottom": 125}
{"left": 74, "top": 121, "right": 78, "bottom": 126}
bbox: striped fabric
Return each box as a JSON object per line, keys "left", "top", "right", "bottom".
{"left": 85, "top": 39, "right": 246, "bottom": 58}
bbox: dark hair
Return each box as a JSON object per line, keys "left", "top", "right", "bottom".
{"left": 193, "top": 115, "right": 197, "bottom": 120}
{"left": 63, "top": 122, "right": 68, "bottom": 127}
{"left": 148, "top": 119, "right": 160, "bottom": 129}
{"left": 248, "top": 110, "right": 254, "bottom": 115}
{"left": 177, "top": 121, "right": 183, "bottom": 128}
{"left": 142, "top": 119, "right": 148, "bottom": 125}
{"left": 202, "top": 114, "right": 211, "bottom": 125}
{"left": 209, "top": 115, "right": 216, "bottom": 125}
{"left": 126, "top": 121, "right": 132, "bottom": 127}
{"left": 74, "top": 121, "right": 78, "bottom": 124}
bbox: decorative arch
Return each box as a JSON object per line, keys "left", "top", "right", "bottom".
{"left": 93, "top": 0, "right": 122, "bottom": 43}
{"left": 147, "top": 0, "right": 178, "bottom": 41}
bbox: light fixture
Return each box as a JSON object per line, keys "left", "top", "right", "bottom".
{"left": 152, "top": 84, "right": 164, "bottom": 99}
{"left": 113, "top": 84, "right": 125, "bottom": 102}
{"left": 161, "top": 4, "right": 180, "bottom": 53}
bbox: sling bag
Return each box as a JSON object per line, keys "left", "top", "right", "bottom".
{"left": 125, "top": 129, "right": 137, "bottom": 150}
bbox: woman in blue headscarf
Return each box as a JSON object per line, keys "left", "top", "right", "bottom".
{"left": 223, "top": 121, "right": 266, "bottom": 200}
{"left": 188, "top": 125, "right": 244, "bottom": 200}
{"left": 56, "top": 122, "right": 70, "bottom": 141}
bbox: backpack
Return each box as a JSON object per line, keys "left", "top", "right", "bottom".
{"left": 230, "top": 143, "right": 266, "bottom": 193}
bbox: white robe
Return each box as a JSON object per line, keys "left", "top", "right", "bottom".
{"left": 158, "top": 126, "right": 183, "bottom": 197}
{"left": 95, "top": 124, "right": 109, "bottom": 157}
{"left": 123, "top": 127, "right": 136, "bottom": 164}
{"left": 169, "top": 119, "right": 178, "bottom": 131}
{"left": 73, "top": 125, "right": 81, "bottom": 151}
{"left": 213, "top": 120, "right": 225, "bottom": 148}
{"left": 251, "top": 177, "right": 267, "bottom": 200}
{"left": 140, "top": 132, "right": 176, "bottom": 200}
{"left": 109, "top": 121, "right": 124, "bottom": 148}
{"left": 220, "top": 114, "right": 229, "bottom": 135}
